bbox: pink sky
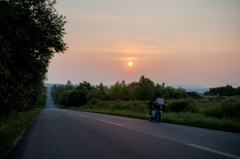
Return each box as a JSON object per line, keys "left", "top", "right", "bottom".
{"left": 47, "top": 0, "right": 240, "bottom": 87}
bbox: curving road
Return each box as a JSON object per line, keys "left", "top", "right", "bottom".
{"left": 5, "top": 88, "right": 240, "bottom": 159}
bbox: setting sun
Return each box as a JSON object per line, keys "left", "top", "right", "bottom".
{"left": 128, "top": 62, "right": 133, "bottom": 66}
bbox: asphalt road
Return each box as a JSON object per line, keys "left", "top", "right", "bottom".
{"left": 5, "top": 89, "right": 240, "bottom": 159}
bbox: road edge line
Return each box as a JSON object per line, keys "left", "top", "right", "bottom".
{"left": 187, "top": 143, "right": 240, "bottom": 159}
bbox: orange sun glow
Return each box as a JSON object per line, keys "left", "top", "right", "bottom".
{"left": 128, "top": 62, "right": 133, "bottom": 66}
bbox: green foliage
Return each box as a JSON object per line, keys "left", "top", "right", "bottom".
{"left": 36, "top": 85, "right": 47, "bottom": 108}
{"left": 56, "top": 87, "right": 240, "bottom": 133}
{"left": 87, "top": 87, "right": 102, "bottom": 101}
{"left": 51, "top": 85, "right": 66, "bottom": 103}
{"left": 203, "top": 101, "right": 240, "bottom": 121}
{"left": 87, "top": 82, "right": 107, "bottom": 101}
{"left": 155, "top": 83, "right": 165, "bottom": 98}
{"left": 0, "top": 0, "right": 67, "bottom": 116}
{"left": 51, "top": 76, "right": 190, "bottom": 108}
{"left": 87, "top": 98, "right": 100, "bottom": 106}
{"left": 166, "top": 100, "right": 194, "bottom": 112}
{"left": 70, "top": 90, "right": 88, "bottom": 106}
{"left": 65, "top": 80, "right": 74, "bottom": 90}
{"left": 162, "top": 112, "right": 240, "bottom": 132}
{"left": 184, "top": 102, "right": 198, "bottom": 113}
{"left": 196, "top": 100, "right": 221, "bottom": 109}
{"left": 204, "top": 85, "right": 240, "bottom": 96}
{"left": 127, "top": 82, "right": 140, "bottom": 100}
{"left": 164, "top": 87, "right": 187, "bottom": 99}
{"left": 187, "top": 91, "right": 202, "bottom": 99}
{"left": 97, "top": 82, "right": 107, "bottom": 100}
{"left": 83, "top": 100, "right": 148, "bottom": 114}
{"left": 138, "top": 76, "right": 155, "bottom": 100}
{"left": 76, "top": 81, "right": 91, "bottom": 93}
{"left": 57, "top": 90, "right": 72, "bottom": 106}
{"left": 109, "top": 81, "right": 124, "bottom": 100}
{"left": 53, "top": 81, "right": 91, "bottom": 107}
{"left": 56, "top": 85, "right": 240, "bottom": 133}
{"left": 0, "top": 108, "right": 42, "bottom": 158}
{"left": 57, "top": 90, "right": 87, "bottom": 107}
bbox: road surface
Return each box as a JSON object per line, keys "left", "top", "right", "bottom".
{"left": 5, "top": 88, "right": 240, "bottom": 159}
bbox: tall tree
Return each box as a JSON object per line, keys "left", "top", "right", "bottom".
{"left": 138, "top": 75, "right": 155, "bottom": 100}
{"left": 0, "top": 0, "right": 67, "bottom": 115}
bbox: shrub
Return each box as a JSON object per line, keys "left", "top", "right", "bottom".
{"left": 131, "top": 101, "right": 148, "bottom": 113}
{"left": 220, "top": 101, "right": 240, "bottom": 119}
{"left": 0, "top": 109, "right": 42, "bottom": 158}
{"left": 203, "top": 101, "right": 240, "bottom": 121}
{"left": 71, "top": 90, "right": 88, "bottom": 107}
{"left": 111, "top": 102, "right": 123, "bottom": 111}
{"left": 166, "top": 100, "right": 191, "bottom": 112}
{"left": 57, "top": 90, "right": 87, "bottom": 107}
{"left": 87, "top": 98, "right": 100, "bottom": 106}
{"left": 96, "top": 101, "right": 110, "bottom": 109}
{"left": 184, "top": 102, "right": 198, "bottom": 113}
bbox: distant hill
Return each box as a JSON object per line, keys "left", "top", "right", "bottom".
{"left": 170, "top": 85, "right": 209, "bottom": 94}
{"left": 44, "top": 83, "right": 61, "bottom": 88}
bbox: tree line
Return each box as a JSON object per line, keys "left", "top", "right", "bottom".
{"left": 51, "top": 76, "right": 196, "bottom": 107}
{"left": 204, "top": 85, "right": 240, "bottom": 96}
{"left": 0, "top": 0, "right": 67, "bottom": 116}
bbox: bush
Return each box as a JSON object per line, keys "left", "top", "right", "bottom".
{"left": 204, "top": 101, "right": 240, "bottom": 121}
{"left": 56, "top": 89, "right": 88, "bottom": 107}
{"left": 131, "top": 101, "right": 148, "bottom": 113}
{"left": 71, "top": 90, "right": 88, "bottom": 107}
{"left": 220, "top": 101, "right": 240, "bottom": 119}
{"left": 95, "top": 101, "right": 110, "bottom": 109}
{"left": 166, "top": 100, "right": 190, "bottom": 112}
{"left": 184, "top": 102, "right": 198, "bottom": 113}
{"left": 57, "top": 90, "right": 70, "bottom": 106}
{"left": 87, "top": 98, "right": 100, "bottom": 106}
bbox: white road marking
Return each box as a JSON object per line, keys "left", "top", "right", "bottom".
{"left": 65, "top": 111, "right": 239, "bottom": 159}
{"left": 99, "top": 119, "right": 124, "bottom": 127}
{"left": 187, "top": 144, "right": 240, "bottom": 159}
{"left": 138, "top": 130, "right": 240, "bottom": 159}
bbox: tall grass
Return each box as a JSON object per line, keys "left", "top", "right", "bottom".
{"left": 166, "top": 100, "right": 198, "bottom": 113}
{"left": 162, "top": 112, "right": 240, "bottom": 132}
{"left": 0, "top": 86, "right": 47, "bottom": 158}
{"left": 202, "top": 101, "right": 240, "bottom": 121}
{"left": 0, "top": 108, "right": 42, "bottom": 158}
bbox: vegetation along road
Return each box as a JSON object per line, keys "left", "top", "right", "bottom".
{"left": 5, "top": 89, "right": 240, "bottom": 159}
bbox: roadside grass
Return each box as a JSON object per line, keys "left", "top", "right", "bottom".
{"left": 0, "top": 108, "right": 42, "bottom": 158}
{"left": 59, "top": 96, "right": 240, "bottom": 133}
{"left": 161, "top": 112, "right": 240, "bottom": 132}
{"left": 196, "top": 101, "right": 221, "bottom": 109}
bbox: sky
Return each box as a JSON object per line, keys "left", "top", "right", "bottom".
{"left": 46, "top": 0, "right": 240, "bottom": 88}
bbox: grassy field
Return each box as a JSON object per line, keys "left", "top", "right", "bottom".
{"left": 60, "top": 96, "right": 240, "bottom": 133}
{"left": 0, "top": 108, "right": 42, "bottom": 158}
